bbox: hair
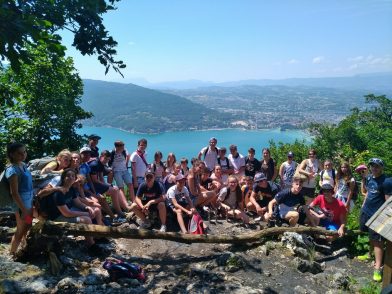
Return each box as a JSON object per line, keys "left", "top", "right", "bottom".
{"left": 191, "top": 158, "right": 200, "bottom": 167}
{"left": 154, "top": 151, "right": 163, "bottom": 161}
{"left": 57, "top": 149, "right": 71, "bottom": 160}
{"left": 262, "top": 148, "right": 270, "bottom": 155}
{"left": 244, "top": 176, "right": 253, "bottom": 182}
{"left": 60, "top": 168, "right": 77, "bottom": 186}
{"left": 336, "top": 161, "right": 353, "bottom": 184}
{"left": 100, "top": 150, "right": 111, "bottom": 157}
{"left": 202, "top": 167, "right": 210, "bottom": 175}
{"left": 308, "top": 148, "right": 317, "bottom": 155}
{"left": 248, "top": 147, "right": 255, "bottom": 154}
{"left": 227, "top": 175, "right": 243, "bottom": 204}
{"left": 166, "top": 153, "right": 176, "bottom": 166}
{"left": 180, "top": 157, "right": 188, "bottom": 164}
{"left": 6, "top": 142, "right": 25, "bottom": 163}
{"left": 219, "top": 147, "right": 227, "bottom": 153}
{"left": 138, "top": 138, "right": 147, "bottom": 146}
{"left": 114, "top": 140, "right": 124, "bottom": 147}
{"left": 229, "top": 144, "right": 237, "bottom": 151}
{"left": 293, "top": 174, "right": 307, "bottom": 183}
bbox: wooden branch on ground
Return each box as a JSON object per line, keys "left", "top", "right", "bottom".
{"left": 39, "top": 221, "right": 362, "bottom": 245}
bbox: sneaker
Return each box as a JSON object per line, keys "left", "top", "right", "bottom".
{"left": 373, "top": 269, "right": 382, "bottom": 282}
{"left": 254, "top": 216, "right": 262, "bottom": 222}
{"left": 203, "top": 206, "right": 210, "bottom": 212}
{"left": 113, "top": 217, "right": 127, "bottom": 224}
{"left": 139, "top": 220, "right": 151, "bottom": 229}
{"left": 159, "top": 225, "right": 167, "bottom": 232}
{"left": 357, "top": 253, "right": 371, "bottom": 261}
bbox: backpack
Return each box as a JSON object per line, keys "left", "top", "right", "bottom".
{"left": 0, "top": 166, "right": 13, "bottom": 210}
{"left": 320, "top": 169, "right": 336, "bottom": 183}
{"left": 203, "top": 146, "right": 219, "bottom": 160}
{"left": 217, "top": 157, "right": 230, "bottom": 169}
{"left": 103, "top": 259, "right": 146, "bottom": 282}
{"left": 109, "top": 149, "right": 127, "bottom": 167}
{"left": 152, "top": 161, "right": 164, "bottom": 172}
{"left": 188, "top": 213, "right": 205, "bottom": 234}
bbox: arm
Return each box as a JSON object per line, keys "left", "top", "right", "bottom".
{"left": 37, "top": 184, "right": 67, "bottom": 198}
{"left": 271, "top": 161, "right": 278, "bottom": 182}
{"left": 40, "top": 161, "right": 61, "bottom": 175}
{"left": 131, "top": 161, "right": 137, "bottom": 187}
{"left": 72, "top": 197, "right": 95, "bottom": 218}
{"left": 172, "top": 197, "right": 192, "bottom": 215}
{"left": 279, "top": 163, "right": 285, "bottom": 187}
{"left": 346, "top": 180, "right": 355, "bottom": 208}
{"left": 86, "top": 174, "right": 97, "bottom": 195}
{"left": 57, "top": 204, "right": 90, "bottom": 218}
{"left": 187, "top": 175, "right": 199, "bottom": 196}
{"left": 298, "top": 160, "right": 310, "bottom": 176}
{"left": 267, "top": 198, "right": 277, "bottom": 215}
{"left": 8, "top": 175, "right": 30, "bottom": 218}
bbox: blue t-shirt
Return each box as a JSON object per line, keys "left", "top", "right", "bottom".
{"left": 88, "top": 159, "right": 105, "bottom": 175}
{"left": 362, "top": 174, "right": 387, "bottom": 217}
{"left": 40, "top": 188, "right": 78, "bottom": 220}
{"left": 5, "top": 163, "right": 33, "bottom": 194}
{"left": 275, "top": 188, "right": 305, "bottom": 208}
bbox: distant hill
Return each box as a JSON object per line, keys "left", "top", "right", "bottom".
{"left": 81, "top": 79, "right": 233, "bottom": 133}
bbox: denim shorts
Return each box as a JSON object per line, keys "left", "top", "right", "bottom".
{"left": 114, "top": 170, "right": 132, "bottom": 188}
{"left": 12, "top": 191, "right": 33, "bottom": 212}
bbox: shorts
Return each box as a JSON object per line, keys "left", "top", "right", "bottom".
{"left": 114, "top": 170, "right": 132, "bottom": 188}
{"left": 301, "top": 187, "right": 316, "bottom": 198}
{"left": 360, "top": 210, "right": 384, "bottom": 242}
{"left": 189, "top": 193, "right": 198, "bottom": 206}
{"left": 54, "top": 215, "right": 80, "bottom": 223}
{"left": 168, "top": 199, "right": 189, "bottom": 210}
{"left": 13, "top": 191, "right": 33, "bottom": 212}
{"left": 93, "top": 182, "right": 111, "bottom": 194}
{"left": 279, "top": 204, "right": 296, "bottom": 219}
{"left": 320, "top": 219, "right": 339, "bottom": 231}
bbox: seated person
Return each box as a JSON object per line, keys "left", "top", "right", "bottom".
{"left": 38, "top": 168, "right": 99, "bottom": 249}
{"left": 265, "top": 174, "right": 312, "bottom": 227}
{"left": 247, "top": 173, "right": 279, "bottom": 220}
{"left": 41, "top": 149, "right": 72, "bottom": 175}
{"left": 241, "top": 176, "right": 254, "bottom": 207}
{"left": 130, "top": 171, "right": 167, "bottom": 232}
{"left": 309, "top": 183, "right": 347, "bottom": 237}
{"left": 166, "top": 174, "right": 196, "bottom": 234}
{"left": 162, "top": 163, "right": 181, "bottom": 192}
{"left": 180, "top": 158, "right": 190, "bottom": 177}
{"left": 210, "top": 165, "right": 224, "bottom": 191}
{"left": 89, "top": 150, "right": 130, "bottom": 218}
{"left": 200, "top": 167, "right": 220, "bottom": 194}
{"left": 217, "top": 176, "right": 249, "bottom": 224}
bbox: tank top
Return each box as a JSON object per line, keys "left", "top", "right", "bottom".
{"left": 302, "top": 159, "right": 319, "bottom": 188}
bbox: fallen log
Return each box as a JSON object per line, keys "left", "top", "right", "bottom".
{"left": 40, "top": 221, "right": 360, "bottom": 244}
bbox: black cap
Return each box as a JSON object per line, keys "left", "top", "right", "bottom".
{"left": 88, "top": 134, "right": 101, "bottom": 140}
{"left": 321, "top": 183, "right": 334, "bottom": 192}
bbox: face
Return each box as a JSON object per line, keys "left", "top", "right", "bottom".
{"left": 59, "top": 155, "right": 71, "bottom": 168}
{"left": 219, "top": 150, "right": 226, "bottom": 157}
{"left": 370, "top": 164, "right": 383, "bottom": 177}
{"left": 257, "top": 179, "right": 268, "bottom": 188}
{"left": 246, "top": 178, "right": 253, "bottom": 186}
{"left": 248, "top": 152, "right": 255, "bottom": 158}
{"left": 138, "top": 142, "right": 147, "bottom": 152}
{"left": 228, "top": 178, "right": 238, "bottom": 191}
{"left": 341, "top": 165, "right": 348, "bottom": 173}
{"left": 308, "top": 151, "right": 316, "bottom": 159}
{"left": 80, "top": 152, "right": 91, "bottom": 162}
{"left": 101, "top": 155, "right": 110, "bottom": 165}
{"left": 230, "top": 148, "right": 237, "bottom": 156}
{"left": 11, "top": 147, "right": 27, "bottom": 162}
{"left": 323, "top": 189, "right": 334, "bottom": 201}
{"left": 64, "top": 171, "right": 76, "bottom": 186}
{"left": 201, "top": 172, "right": 209, "bottom": 180}
{"left": 115, "top": 143, "right": 124, "bottom": 150}
{"left": 291, "top": 180, "right": 303, "bottom": 194}
{"left": 214, "top": 166, "right": 222, "bottom": 174}
{"left": 71, "top": 154, "right": 80, "bottom": 168}
{"left": 209, "top": 139, "right": 217, "bottom": 147}
{"left": 324, "top": 162, "right": 332, "bottom": 170}
{"left": 176, "top": 179, "right": 186, "bottom": 189}
{"left": 288, "top": 156, "right": 293, "bottom": 162}
{"left": 145, "top": 174, "right": 154, "bottom": 186}
{"left": 90, "top": 138, "right": 99, "bottom": 146}
{"left": 263, "top": 150, "right": 270, "bottom": 158}
{"left": 174, "top": 165, "right": 181, "bottom": 174}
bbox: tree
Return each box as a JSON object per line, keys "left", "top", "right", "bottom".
{"left": 0, "top": 44, "right": 92, "bottom": 169}
{"left": 0, "top": 0, "right": 125, "bottom": 75}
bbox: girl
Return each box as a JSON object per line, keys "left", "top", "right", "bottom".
{"left": 165, "top": 153, "right": 177, "bottom": 174}
{"left": 5, "top": 143, "right": 34, "bottom": 256}
{"left": 335, "top": 162, "right": 356, "bottom": 211}
{"left": 260, "top": 148, "right": 278, "bottom": 182}
{"left": 41, "top": 149, "right": 72, "bottom": 175}
{"left": 151, "top": 151, "right": 166, "bottom": 182}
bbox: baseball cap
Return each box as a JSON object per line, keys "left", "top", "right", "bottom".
{"left": 80, "top": 146, "right": 92, "bottom": 154}
{"left": 369, "top": 158, "right": 384, "bottom": 167}
{"left": 254, "top": 173, "right": 267, "bottom": 182}
{"left": 175, "top": 174, "right": 186, "bottom": 181}
{"left": 88, "top": 134, "right": 101, "bottom": 140}
{"left": 320, "top": 183, "right": 334, "bottom": 192}
{"left": 287, "top": 151, "right": 294, "bottom": 157}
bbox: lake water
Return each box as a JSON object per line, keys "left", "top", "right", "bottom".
{"left": 79, "top": 127, "right": 309, "bottom": 161}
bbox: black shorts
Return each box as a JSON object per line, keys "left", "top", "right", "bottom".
{"left": 301, "top": 187, "right": 316, "bottom": 198}
{"left": 93, "top": 182, "right": 110, "bottom": 194}
{"left": 360, "top": 210, "right": 384, "bottom": 242}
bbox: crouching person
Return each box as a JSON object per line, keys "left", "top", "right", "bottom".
{"left": 130, "top": 171, "right": 167, "bottom": 232}
{"left": 265, "top": 174, "right": 311, "bottom": 227}
{"left": 217, "top": 176, "right": 250, "bottom": 225}
{"left": 166, "top": 174, "right": 196, "bottom": 233}
{"left": 38, "top": 169, "right": 100, "bottom": 251}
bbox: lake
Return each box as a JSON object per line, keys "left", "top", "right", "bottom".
{"left": 79, "top": 127, "right": 310, "bottom": 162}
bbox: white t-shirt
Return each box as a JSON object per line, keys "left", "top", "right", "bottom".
{"left": 111, "top": 149, "right": 129, "bottom": 172}
{"left": 320, "top": 169, "right": 335, "bottom": 186}
{"left": 218, "top": 187, "right": 237, "bottom": 209}
{"left": 130, "top": 151, "right": 148, "bottom": 177}
{"left": 303, "top": 159, "right": 319, "bottom": 188}
{"left": 166, "top": 185, "right": 190, "bottom": 207}
{"left": 228, "top": 153, "right": 245, "bottom": 177}
{"left": 200, "top": 146, "right": 219, "bottom": 171}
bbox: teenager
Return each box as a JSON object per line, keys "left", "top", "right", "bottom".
{"left": 130, "top": 138, "right": 149, "bottom": 193}
{"left": 198, "top": 137, "right": 219, "bottom": 172}
{"left": 334, "top": 162, "right": 356, "bottom": 211}
{"left": 298, "top": 149, "right": 321, "bottom": 199}
{"left": 260, "top": 148, "right": 278, "bottom": 182}
{"left": 279, "top": 151, "right": 298, "bottom": 190}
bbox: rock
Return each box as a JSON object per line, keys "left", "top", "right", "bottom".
{"left": 293, "top": 285, "right": 317, "bottom": 294}
{"left": 108, "top": 282, "right": 121, "bottom": 289}
{"left": 153, "top": 286, "right": 170, "bottom": 294}
{"left": 84, "top": 273, "right": 105, "bottom": 285}
{"left": 329, "top": 271, "right": 350, "bottom": 290}
{"left": 117, "top": 278, "right": 141, "bottom": 287}
{"left": 258, "top": 245, "right": 269, "bottom": 256}
{"left": 56, "top": 277, "right": 81, "bottom": 291}
{"left": 292, "top": 257, "right": 323, "bottom": 274}
{"left": 282, "top": 232, "right": 313, "bottom": 249}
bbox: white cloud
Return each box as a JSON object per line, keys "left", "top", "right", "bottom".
{"left": 347, "top": 54, "right": 392, "bottom": 71}
{"left": 347, "top": 56, "right": 364, "bottom": 62}
{"left": 312, "top": 56, "right": 325, "bottom": 64}
{"left": 288, "top": 59, "right": 299, "bottom": 64}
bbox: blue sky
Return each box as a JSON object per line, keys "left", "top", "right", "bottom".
{"left": 61, "top": 0, "right": 392, "bottom": 83}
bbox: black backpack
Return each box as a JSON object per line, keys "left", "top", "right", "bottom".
{"left": 109, "top": 149, "right": 127, "bottom": 167}
{"left": 320, "top": 169, "right": 336, "bottom": 183}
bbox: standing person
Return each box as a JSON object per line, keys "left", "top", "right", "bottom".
{"left": 86, "top": 134, "right": 101, "bottom": 158}
{"left": 335, "top": 162, "right": 356, "bottom": 211}
{"left": 245, "top": 148, "right": 261, "bottom": 178}
{"left": 279, "top": 151, "right": 298, "bottom": 190}
{"left": 359, "top": 158, "right": 392, "bottom": 282}
{"left": 319, "top": 159, "right": 336, "bottom": 187}
{"left": 130, "top": 171, "right": 167, "bottom": 232}
{"left": 180, "top": 158, "right": 190, "bottom": 177}
{"left": 130, "top": 138, "right": 149, "bottom": 193}
{"left": 298, "top": 149, "right": 321, "bottom": 200}
{"left": 4, "top": 143, "right": 34, "bottom": 256}
{"left": 165, "top": 153, "right": 177, "bottom": 174}
{"left": 260, "top": 148, "right": 278, "bottom": 182}
{"left": 151, "top": 151, "right": 166, "bottom": 182}
{"left": 217, "top": 147, "right": 233, "bottom": 185}
{"left": 198, "top": 137, "right": 219, "bottom": 172}
{"left": 109, "top": 140, "right": 135, "bottom": 202}
{"left": 228, "top": 145, "right": 245, "bottom": 178}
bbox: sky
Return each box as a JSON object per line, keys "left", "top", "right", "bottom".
{"left": 61, "top": 0, "right": 392, "bottom": 83}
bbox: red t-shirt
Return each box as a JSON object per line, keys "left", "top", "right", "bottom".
{"left": 311, "top": 195, "right": 347, "bottom": 226}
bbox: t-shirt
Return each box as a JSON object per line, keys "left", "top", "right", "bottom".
{"left": 130, "top": 151, "right": 148, "bottom": 177}
{"left": 281, "top": 161, "right": 298, "bottom": 186}
{"left": 111, "top": 149, "right": 129, "bottom": 172}
{"left": 218, "top": 187, "right": 238, "bottom": 209}
{"left": 217, "top": 157, "right": 231, "bottom": 184}
{"left": 320, "top": 169, "right": 335, "bottom": 186}
{"left": 88, "top": 159, "right": 106, "bottom": 175}
{"left": 49, "top": 175, "right": 61, "bottom": 187}
{"left": 40, "top": 188, "right": 78, "bottom": 220}
{"left": 245, "top": 157, "right": 261, "bottom": 178}
{"left": 275, "top": 188, "right": 305, "bottom": 208}
{"left": 5, "top": 163, "right": 33, "bottom": 194}
{"left": 85, "top": 144, "right": 99, "bottom": 158}
{"left": 228, "top": 153, "right": 245, "bottom": 177}
{"left": 79, "top": 162, "right": 91, "bottom": 190}
{"left": 166, "top": 185, "right": 190, "bottom": 208}
{"left": 335, "top": 177, "right": 355, "bottom": 200}
{"left": 362, "top": 174, "right": 388, "bottom": 217}
{"left": 136, "top": 181, "right": 163, "bottom": 204}
{"left": 260, "top": 158, "right": 276, "bottom": 181}
{"left": 302, "top": 159, "right": 319, "bottom": 188}
{"left": 252, "top": 182, "right": 280, "bottom": 207}
{"left": 200, "top": 146, "right": 219, "bottom": 171}
{"left": 311, "top": 195, "right": 347, "bottom": 226}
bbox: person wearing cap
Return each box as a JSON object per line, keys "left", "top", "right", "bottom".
{"left": 166, "top": 174, "right": 196, "bottom": 233}
{"left": 248, "top": 172, "right": 280, "bottom": 220}
{"left": 279, "top": 151, "right": 298, "bottom": 190}
{"left": 130, "top": 138, "right": 149, "bottom": 193}
{"left": 265, "top": 174, "right": 310, "bottom": 227}
{"left": 217, "top": 147, "right": 233, "bottom": 185}
{"left": 86, "top": 134, "right": 101, "bottom": 158}
{"left": 198, "top": 137, "right": 219, "bottom": 172}
{"left": 131, "top": 171, "right": 167, "bottom": 232}
{"left": 228, "top": 144, "right": 246, "bottom": 178}
{"left": 309, "top": 183, "right": 347, "bottom": 237}
{"left": 359, "top": 158, "right": 392, "bottom": 282}
{"left": 245, "top": 148, "right": 261, "bottom": 178}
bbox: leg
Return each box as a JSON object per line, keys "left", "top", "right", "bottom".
{"left": 284, "top": 211, "right": 299, "bottom": 227}
{"left": 10, "top": 212, "right": 31, "bottom": 255}
{"left": 107, "top": 186, "right": 123, "bottom": 215}
{"left": 234, "top": 209, "right": 249, "bottom": 224}
{"left": 174, "top": 208, "right": 188, "bottom": 233}
{"left": 157, "top": 202, "right": 167, "bottom": 226}
{"left": 372, "top": 239, "right": 385, "bottom": 270}
{"left": 118, "top": 188, "right": 131, "bottom": 211}
{"left": 78, "top": 216, "right": 94, "bottom": 246}
{"left": 130, "top": 202, "right": 146, "bottom": 221}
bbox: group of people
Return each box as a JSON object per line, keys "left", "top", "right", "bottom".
{"left": 2, "top": 135, "right": 391, "bottom": 282}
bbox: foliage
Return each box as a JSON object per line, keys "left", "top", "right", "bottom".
{"left": 0, "top": 44, "right": 91, "bottom": 169}
{"left": 268, "top": 139, "right": 310, "bottom": 167}
{"left": 0, "top": 0, "right": 125, "bottom": 75}
{"left": 359, "top": 281, "right": 382, "bottom": 294}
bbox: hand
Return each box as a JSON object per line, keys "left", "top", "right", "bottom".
{"left": 187, "top": 210, "right": 193, "bottom": 216}
{"left": 338, "top": 226, "right": 345, "bottom": 237}
{"left": 308, "top": 171, "right": 315, "bottom": 178}
{"left": 256, "top": 206, "right": 263, "bottom": 215}
{"left": 58, "top": 187, "right": 69, "bottom": 194}
{"left": 86, "top": 206, "right": 94, "bottom": 218}
{"left": 21, "top": 208, "right": 33, "bottom": 224}
{"left": 344, "top": 202, "right": 350, "bottom": 210}
{"left": 190, "top": 208, "right": 196, "bottom": 214}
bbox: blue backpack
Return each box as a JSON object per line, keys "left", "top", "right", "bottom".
{"left": 103, "top": 259, "right": 146, "bottom": 282}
